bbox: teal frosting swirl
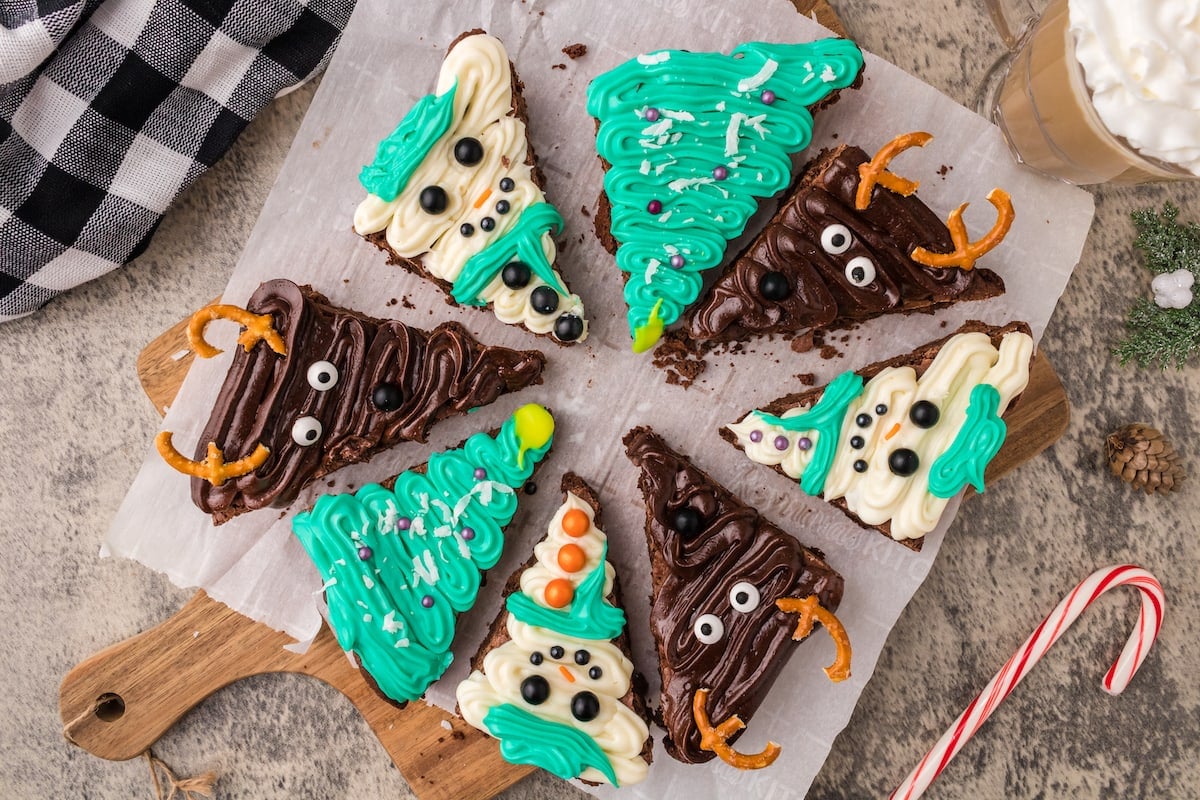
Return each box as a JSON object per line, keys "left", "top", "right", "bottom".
{"left": 359, "top": 81, "right": 458, "bottom": 202}
{"left": 586, "top": 39, "right": 864, "bottom": 350}
{"left": 929, "top": 384, "right": 1007, "bottom": 498}
{"left": 753, "top": 370, "right": 865, "bottom": 496}
{"left": 292, "top": 410, "right": 553, "bottom": 704}
{"left": 506, "top": 542, "right": 627, "bottom": 641}
{"left": 482, "top": 703, "right": 619, "bottom": 785}
{"left": 453, "top": 202, "right": 567, "bottom": 305}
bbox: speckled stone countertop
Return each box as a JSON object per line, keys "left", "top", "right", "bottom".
{"left": 4, "top": 1, "right": 1198, "bottom": 797}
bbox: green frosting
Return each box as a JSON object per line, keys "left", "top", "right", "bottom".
{"left": 452, "top": 202, "right": 567, "bottom": 306}
{"left": 506, "top": 542, "right": 627, "bottom": 641}
{"left": 292, "top": 408, "right": 553, "bottom": 704}
{"left": 359, "top": 81, "right": 458, "bottom": 202}
{"left": 483, "top": 703, "right": 619, "bottom": 785}
{"left": 586, "top": 39, "right": 864, "bottom": 350}
{"left": 754, "top": 370, "right": 865, "bottom": 496}
{"left": 929, "top": 384, "right": 1007, "bottom": 498}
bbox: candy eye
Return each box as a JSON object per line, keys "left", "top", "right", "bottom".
{"left": 306, "top": 361, "right": 338, "bottom": 391}
{"left": 453, "top": 137, "right": 483, "bottom": 166}
{"left": 521, "top": 675, "right": 550, "bottom": 705}
{"left": 729, "top": 581, "right": 760, "bottom": 613}
{"left": 694, "top": 614, "right": 724, "bottom": 644}
{"left": 291, "top": 416, "right": 322, "bottom": 446}
{"left": 845, "top": 256, "right": 877, "bottom": 287}
{"left": 419, "top": 185, "right": 447, "bottom": 214}
{"left": 549, "top": 645, "right": 565, "bottom": 660}
{"left": 821, "top": 223, "right": 853, "bottom": 254}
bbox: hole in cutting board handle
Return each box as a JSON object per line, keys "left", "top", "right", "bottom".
{"left": 94, "top": 693, "right": 125, "bottom": 722}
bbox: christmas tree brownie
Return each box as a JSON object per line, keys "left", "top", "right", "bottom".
{"left": 292, "top": 403, "right": 555, "bottom": 705}
{"left": 155, "top": 279, "right": 545, "bottom": 524}
{"left": 457, "top": 474, "right": 652, "bottom": 787}
{"left": 723, "top": 321, "right": 1034, "bottom": 550}
{"left": 623, "top": 427, "right": 849, "bottom": 768}
{"left": 586, "top": 38, "right": 865, "bottom": 352}
{"left": 354, "top": 31, "right": 588, "bottom": 344}
{"left": 685, "top": 133, "right": 1013, "bottom": 344}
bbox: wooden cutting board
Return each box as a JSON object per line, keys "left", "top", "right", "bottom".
{"left": 58, "top": 4, "right": 1071, "bottom": 799}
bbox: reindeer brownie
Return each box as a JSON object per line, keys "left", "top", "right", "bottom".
{"left": 155, "top": 279, "right": 545, "bottom": 524}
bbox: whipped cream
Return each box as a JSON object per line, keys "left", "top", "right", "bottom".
{"left": 1069, "top": 0, "right": 1200, "bottom": 175}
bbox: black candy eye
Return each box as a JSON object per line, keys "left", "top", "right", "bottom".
{"left": 910, "top": 400, "right": 940, "bottom": 428}
{"left": 529, "top": 651, "right": 544, "bottom": 665}
{"left": 530, "top": 286, "right": 559, "bottom": 315}
{"left": 588, "top": 666, "right": 603, "bottom": 680}
{"left": 888, "top": 448, "right": 920, "bottom": 477}
{"left": 672, "top": 507, "right": 702, "bottom": 538}
{"left": 571, "top": 691, "right": 600, "bottom": 722}
{"left": 574, "top": 650, "right": 590, "bottom": 665}
{"left": 496, "top": 199, "right": 510, "bottom": 214}
{"left": 480, "top": 216, "right": 495, "bottom": 232}
{"left": 499, "top": 177, "right": 515, "bottom": 192}
{"left": 460, "top": 223, "right": 474, "bottom": 237}
{"left": 502, "top": 261, "right": 531, "bottom": 289}
{"left": 850, "top": 435, "right": 865, "bottom": 449}
{"left": 856, "top": 413, "right": 872, "bottom": 428}
{"left": 758, "top": 270, "right": 791, "bottom": 301}
{"left": 371, "top": 383, "right": 403, "bottom": 412}
{"left": 554, "top": 314, "right": 584, "bottom": 342}
{"left": 549, "top": 645, "right": 565, "bottom": 660}
{"left": 876, "top": 404, "right": 888, "bottom": 415}
{"left": 419, "top": 185, "right": 447, "bottom": 214}
{"left": 853, "top": 459, "right": 868, "bottom": 473}
{"left": 521, "top": 675, "right": 550, "bottom": 705}
{"left": 453, "top": 137, "right": 483, "bottom": 166}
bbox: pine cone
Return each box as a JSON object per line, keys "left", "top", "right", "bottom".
{"left": 1106, "top": 423, "right": 1186, "bottom": 494}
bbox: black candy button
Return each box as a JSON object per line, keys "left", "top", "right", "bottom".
{"left": 758, "top": 270, "right": 791, "bottom": 301}
{"left": 460, "top": 223, "right": 474, "bottom": 237}
{"left": 554, "top": 314, "right": 584, "bottom": 342}
{"left": 529, "top": 651, "right": 544, "bottom": 665}
{"left": 530, "top": 286, "right": 559, "bottom": 315}
{"left": 520, "top": 675, "right": 550, "bottom": 705}
{"left": 496, "top": 199, "right": 510, "bottom": 214}
{"left": 549, "top": 645, "right": 565, "bottom": 660}
{"left": 571, "top": 691, "right": 600, "bottom": 722}
{"left": 499, "top": 177, "right": 515, "bottom": 192}
{"left": 876, "top": 404, "right": 888, "bottom": 415}
{"left": 454, "top": 137, "right": 483, "bottom": 166}
{"left": 502, "top": 261, "right": 531, "bottom": 289}
{"left": 588, "top": 666, "right": 603, "bottom": 680}
{"left": 888, "top": 448, "right": 920, "bottom": 476}
{"left": 480, "top": 216, "right": 495, "bottom": 232}
{"left": 910, "top": 400, "right": 940, "bottom": 428}
{"left": 850, "top": 435, "right": 865, "bottom": 449}
{"left": 574, "top": 649, "right": 591, "bottom": 665}
{"left": 672, "top": 507, "right": 702, "bottom": 538}
{"left": 371, "top": 383, "right": 403, "bottom": 412}
{"left": 856, "top": 413, "right": 872, "bottom": 428}
{"left": 853, "top": 459, "right": 868, "bottom": 473}
{"left": 418, "top": 185, "right": 447, "bottom": 214}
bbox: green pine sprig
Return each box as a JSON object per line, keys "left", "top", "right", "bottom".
{"left": 1113, "top": 203, "right": 1200, "bottom": 369}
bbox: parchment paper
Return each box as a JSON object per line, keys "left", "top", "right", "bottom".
{"left": 103, "top": 0, "right": 1095, "bottom": 796}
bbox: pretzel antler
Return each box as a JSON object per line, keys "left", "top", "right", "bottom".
{"left": 692, "top": 688, "right": 782, "bottom": 770}
{"left": 156, "top": 433, "right": 270, "bottom": 486}
{"left": 910, "top": 188, "right": 1015, "bottom": 271}
{"left": 187, "top": 304, "right": 287, "bottom": 359}
{"left": 776, "top": 594, "right": 853, "bottom": 682}
{"left": 856, "top": 131, "right": 934, "bottom": 210}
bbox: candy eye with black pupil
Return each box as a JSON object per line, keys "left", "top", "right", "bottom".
{"left": 502, "top": 261, "right": 531, "bottom": 289}
{"left": 694, "top": 613, "right": 724, "bottom": 644}
{"left": 549, "top": 645, "right": 565, "bottom": 660}
{"left": 480, "top": 216, "right": 495, "bottom": 232}
{"left": 672, "top": 507, "right": 702, "bottom": 538}
{"left": 889, "top": 448, "right": 920, "bottom": 477}
{"left": 306, "top": 361, "right": 338, "bottom": 391}
{"left": 910, "top": 400, "right": 940, "bottom": 428}
{"left": 588, "top": 666, "right": 602, "bottom": 680}
{"left": 554, "top": 314, "right": 584, "bottom": 342}
{"left": 418, "top": 185, "right": 447, "bottom": 215}
{"left": 571, "top": 691, "right": 600, "bottom": 722}
{"left": 291, "top": 416, "right": 322, "bottom": 446}
{"left": 529, "top": 651, "right": 544, "bottom": 665}
{"left": 521, "top": 675, "right": 550, "bottom": 705}
{"left": 820, "top": 223, "right": 853, "bottom": 255}
{"left": 758, "top": 270, "right": 791, "bottom": 301}
{"left": 530, "top": 286, "right": 559, "bottom": 315}
{"left": 729, "top": 581, "right": 760, "bottom": 613}
{"left": 460, "top": 223, "right": 474, "bottom": 237}
{"left": 845, "top": 255, "right": 877, "bottom": 287}
{"left": 499, "top": 177, "right": 515, "bottom": 192}
{"left": 496, "top": 199, "right": 510, "bottom": 214}
{"left": 371, "top": 383, "right": 403, "bottom": 412}
{"left": 453, "top": 137, "right": 483, "bottom": 166}
{"left": 574, "top": 650, "right": 590, "bottom": 665}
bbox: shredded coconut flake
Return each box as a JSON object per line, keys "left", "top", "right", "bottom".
{"left": 737, "top": 58, "right": 778, "bottom": 92}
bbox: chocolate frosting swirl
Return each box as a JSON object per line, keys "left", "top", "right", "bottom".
{"left": 623, "top": 427, "right": 843, "bottom": 764}
{"left": 193, "top": 279, "right": 545, "bottom": 523}
{"left": 685, "top": 145, "right": 1005, "bottom": 343}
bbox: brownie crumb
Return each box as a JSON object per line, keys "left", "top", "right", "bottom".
{"left": 938, "top": 164, "right": 952, "bottom": 177}
{"left": 651, "top": 331, "right": 708, "bottom": 389}
{"left": 940, "top": 319, "right": 948, "bottom": 328}
{"left": 790, "top": 330, "right": 816, "bottom": 353}
{"left": 386, "top": 297, "right": 398, "bottom": 307}
{"left": 819, "top": 344, "right": 841, "bottom": 360}
{"left": 562, "top": 43, "right": 588, "bottom": 59}
{"left": 795, "top": 372, "right": 816, "bottom": 386}
{"left": 552, "top": 63, "right": 566, "bottom": 70}
{"left": 450, "top": 730, "right": 466, "bottom": 741}
{"left": 401, "top": 295, "right": 415, "bottom": 310}
{"left": 580, "top": 205, "right": 591, "bottom": 218}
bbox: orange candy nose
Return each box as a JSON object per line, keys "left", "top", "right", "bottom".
{"left": 557, "top": 543, "right": 587, "bottom": 573}
{"left": 544, "top": 578, "right": 575, "bottom": 608}
{"left": 561, "top": 508, "right": 590, "bottom": 537}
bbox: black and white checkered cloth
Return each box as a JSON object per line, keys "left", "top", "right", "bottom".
{"left": 0, "top": 0, "right": 354, "bottom": 322}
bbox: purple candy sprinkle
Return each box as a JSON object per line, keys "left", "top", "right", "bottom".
{"left": 421, "top": 595, "right": 435, "bottom": 608}
{"left": 669, "top": 254, "right": 685, "bottom": 269}
{"left": 396, "top": 516, "right": 411, "bottom": 531}
{"left": 798, "top": 437, "right": 813, "bottom": 451}
{"left": 473, "top": 467, "right": 487, "bottom": 480}
{"left": 647, "top": 199, "right": 663, "bottom": 214}
{"left": 461, "top": 527, "right": 475, "bottom": 541}
{"left": 644, "top": 107, "right": 660, "bottom": 122}
{"left": 774, "top": 435, "right": 789, "bottom": 451}
{"left": 712, "top": 165, "right": 728, "bottom": 181}
{"left": 357, "top": 546, "right": 373, "bottom": 560}
{"left": 749, "top": 430, "right": 763, "bottom": 443}
{"left": 760, "top": 89, "right": 776, "bottom": 104}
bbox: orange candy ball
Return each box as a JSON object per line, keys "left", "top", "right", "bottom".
{"left": 544, "top": 578, "right": 575, "bottom": 608}
{"left": 561, "top": 508, "right": 590, "bottom": 537}
{"left": 557, "top": 543, "right": 587, "bottom": 573}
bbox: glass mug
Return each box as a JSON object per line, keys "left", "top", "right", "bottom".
{"left": 979, "top": 0, "right": 1198, "bottom": 185}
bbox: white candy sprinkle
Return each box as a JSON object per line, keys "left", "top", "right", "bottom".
{"left": 362, "top": 575, "right": 375, "bottom": 590}
{"left": 737, "top": 58, "right": 778, "bottom": 92}
{"left": 821, "top": 65, "right": 837, "bottom": 82}
{"left": 382, "top": 611, "right": 402, "bottom": 633}
{"left": 668, "top": 176, "right": 714, "bottom": 193}
{"left": 662, "top": 109, "right": 695, "bottom": 121}
{"left": 639, "top": 159, "right": 651, "bottom": 175}
{"left": 412, "top": 550, "right": 440, "bottom": 586}
{"left": 638, "top": 52, "right": 670, "bottom": 65}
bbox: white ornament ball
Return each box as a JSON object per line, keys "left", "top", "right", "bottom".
{"left": 1151, "top": 268, "right": 1195, "bottom": 310}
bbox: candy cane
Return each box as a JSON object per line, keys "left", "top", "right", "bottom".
{"left": 891, "top": 564, "right": 1165, "bottom": 800}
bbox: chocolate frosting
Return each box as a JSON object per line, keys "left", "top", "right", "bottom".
{"left": 193, "top": 279, "right": 545, "bottom": 523}
{"left": 623, "top": 427, "right": 843, "bottom": 764}
{"left": 685, "top": 145, "right": 1005, "bottom": 343}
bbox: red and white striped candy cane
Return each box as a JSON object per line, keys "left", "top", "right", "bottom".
{"left": 891, "top": 564, "right": 1165, "bottom": 800}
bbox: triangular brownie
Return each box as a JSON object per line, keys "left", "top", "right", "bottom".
{"left": 156, "top": 279, "right": 545, "bottom": 524}
{"left": 457, "top": 474, "right": 652, "bottom": 787}
{"left": 354, "top": 31, "right": 588, "bottom": 344}
{"left": 292, "top": 403, "right": 555, "bottom": 705}
{"left": 587, "top": 39, "right": 865, "bottom": 352}
{"left": 684, "top": 134, "right": 1011, "bottom": 345}
{"left": 723, "top": 321, "right": 1034, "bottom": 550}
{"left": 623, "top": 427, "right": 848, "bottom": 768}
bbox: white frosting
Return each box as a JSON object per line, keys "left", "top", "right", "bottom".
{"left": 455, "top": 492, "right": 649, "bottom": 787}
{"left": 730, "top": 331, "right": 1034, "bottom": 541}
{"left": 1068, "top": 0, "right": 1200, "bottom": 175}
{"left": 354, "top": 34, "right": 586, "bottom": 338}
